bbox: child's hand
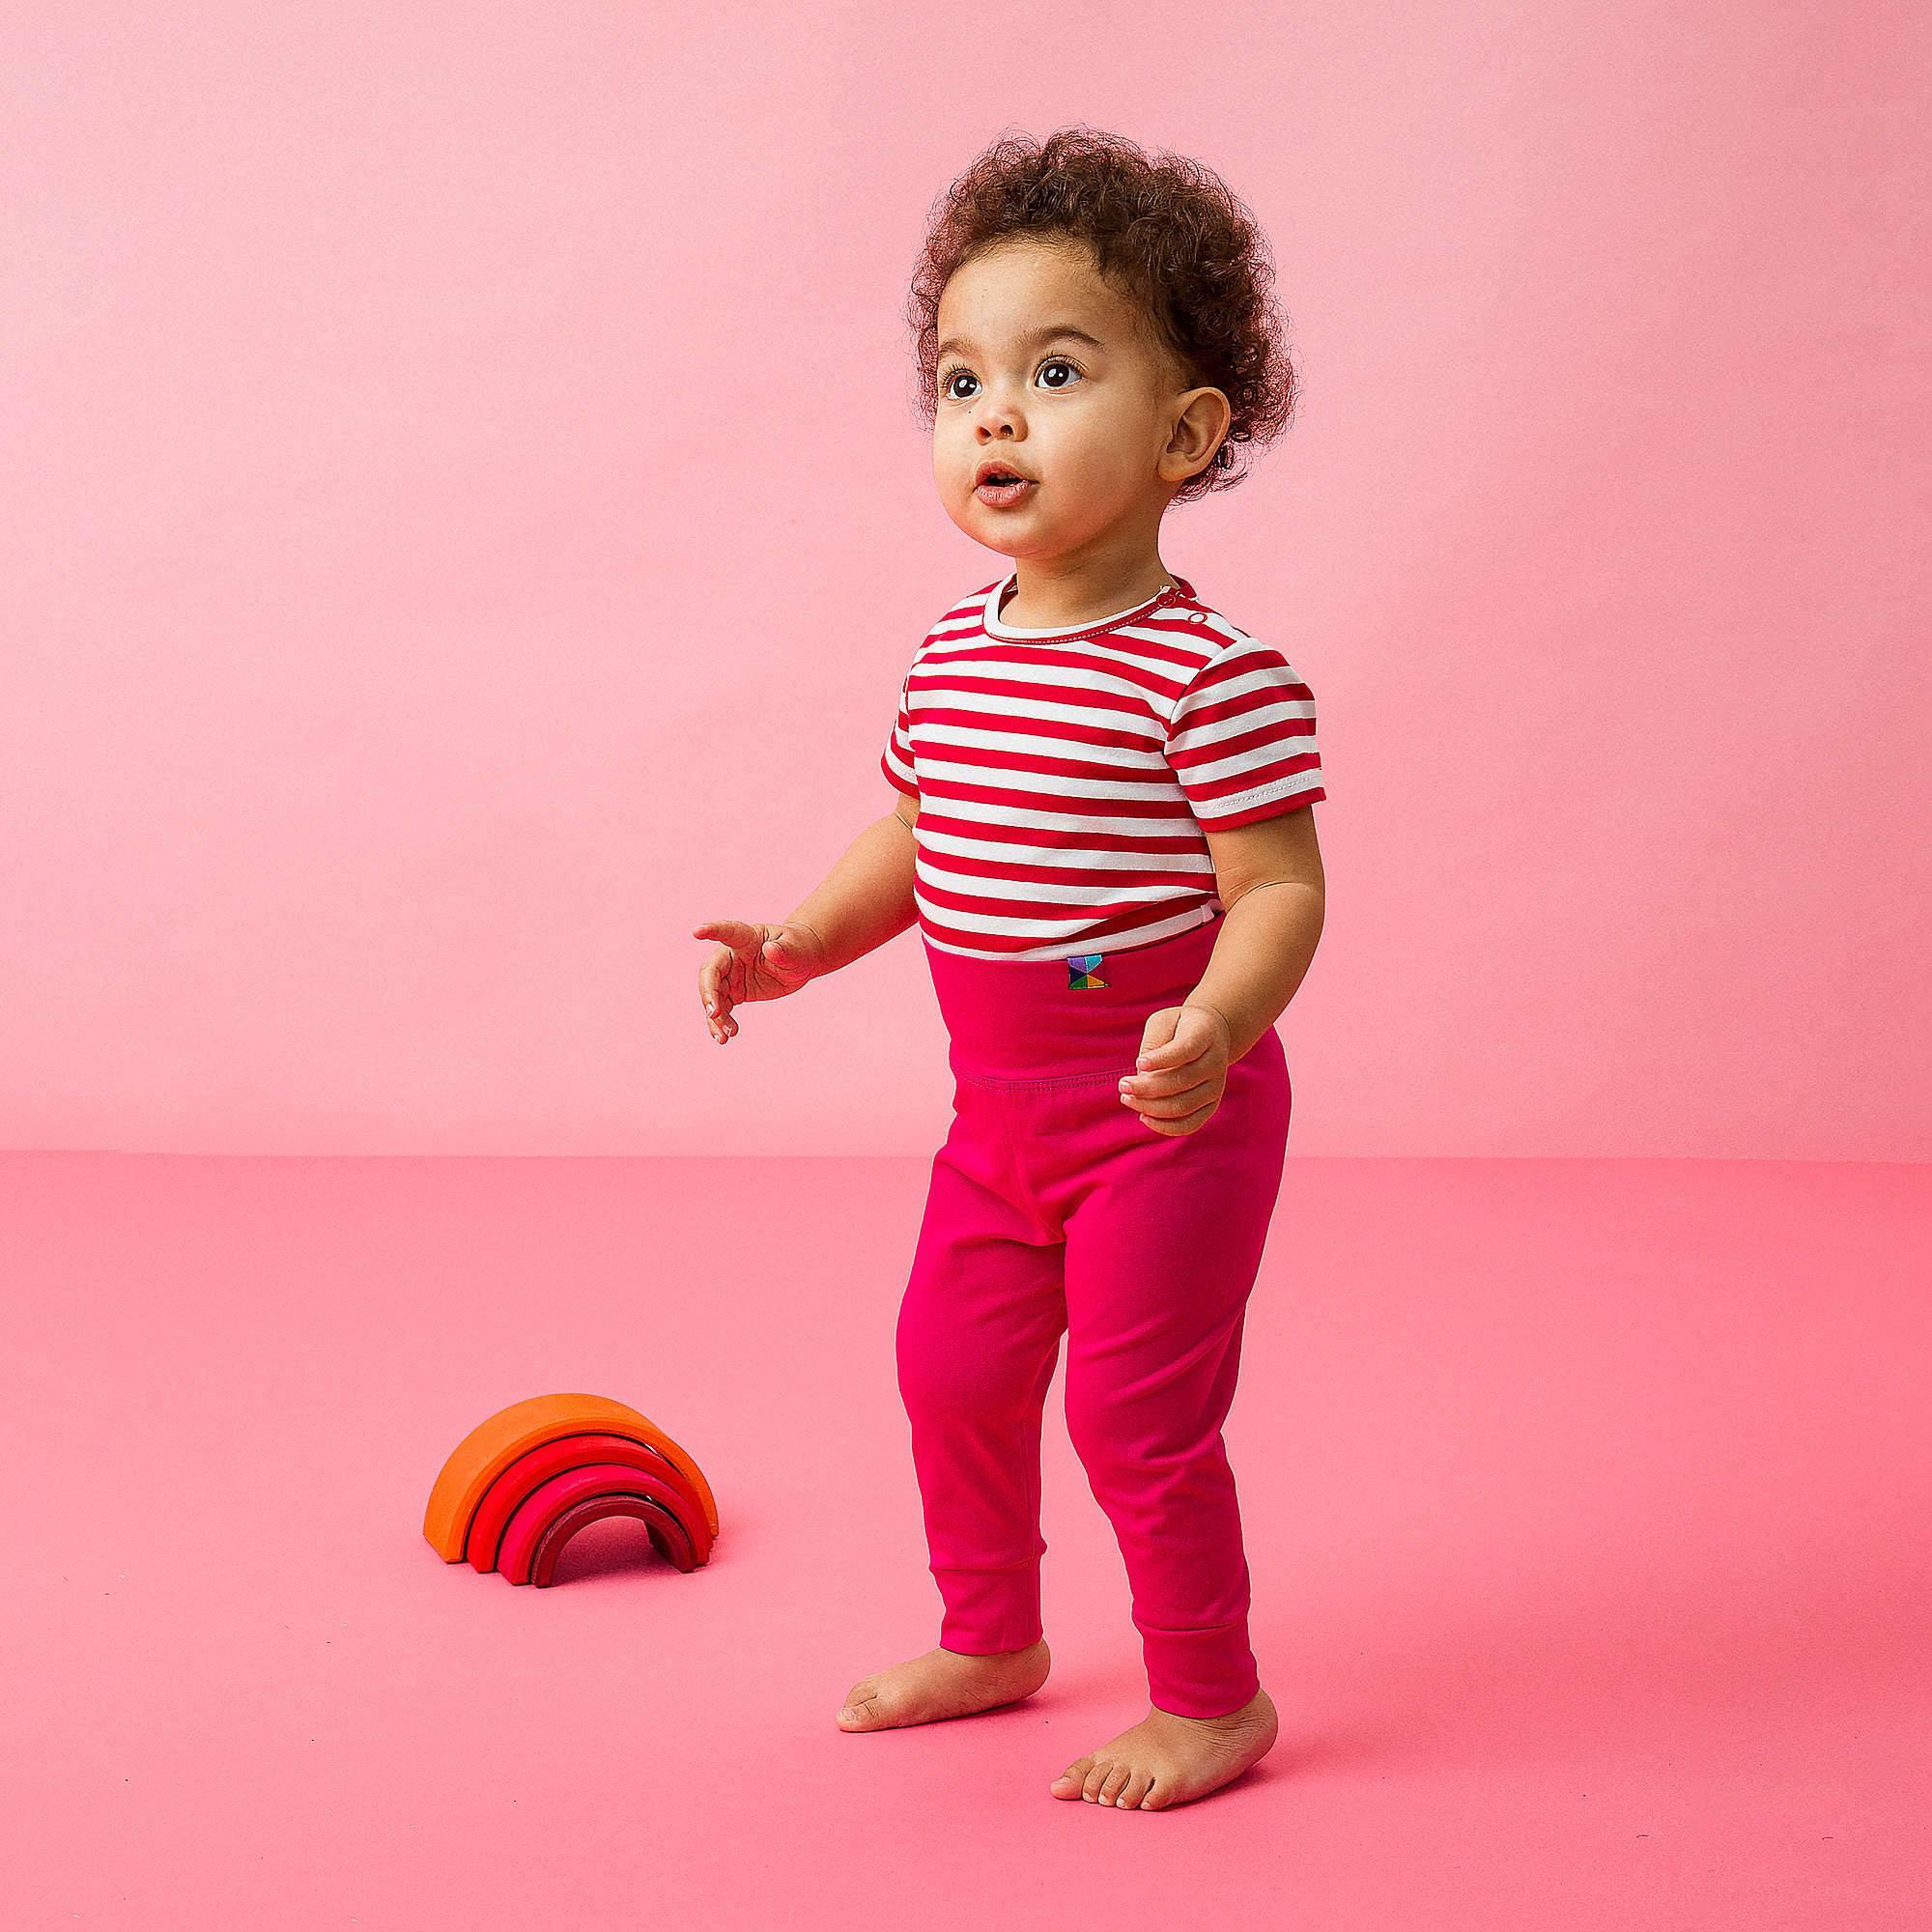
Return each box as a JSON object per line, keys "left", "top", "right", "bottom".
{"left": 691, "top": 919, "right": 827, "bottom": 1044}
{"left": 1117, "top": 1003, "right": 1233, "bottom": 1135}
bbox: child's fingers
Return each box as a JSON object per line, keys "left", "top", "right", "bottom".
{"left": 1120, "top": 1072, "right": 1219, "bottom": 1117}
{"left": 694, "top": 923, "right": 759, "bottom": 999}
{"left": 696, "top": 941, "right": 751, "bottom": 1042}
{"left": 1133, "top": 1042, "right": 1208, "bottom": 1080}
{"left": 696, "top": 947, "right": 733, "bottom": 1014}
{"left": 692, "top": 918, "right": 757, "bottom": 946}
{"left": 1134, "top": 1004, "right": 1209, "bottom": 1067}
{"left": 700, "top": 995, "right": 739, "bottom": 1045}
{"left": 1122, "top": 1077, "right": 1223, "bottom": 1132}
{"left": 1135, "top": 1095, "right": 1220, "bottom": 1136}
{"left": 1122, "top": 1060, "right": 1210, "bottom": 1098}
{"left": 1136, "top": 1008, "right": 1224, "bottom": 1069}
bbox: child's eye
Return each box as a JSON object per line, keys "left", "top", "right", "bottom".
{"left": 1037, "top": 356, "right": 1083, "bottom": 390}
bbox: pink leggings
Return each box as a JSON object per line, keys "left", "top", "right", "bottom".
{"left": 895, "top": 913, "right": 1292, "bottom": 1719}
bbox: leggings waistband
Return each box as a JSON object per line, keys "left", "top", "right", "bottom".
{"left": 923, "top": 914, "right": 1224, "bottom": 1085}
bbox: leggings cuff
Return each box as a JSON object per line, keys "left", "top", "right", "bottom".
{"left": 934, "top": 1562, "right": 1043, "bottom": 1654}
{"left": 1140, "top": 1620, "right": 1261, "bottom": 1719}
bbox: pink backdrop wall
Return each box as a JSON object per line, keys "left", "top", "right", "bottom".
{"left": 3, "top": 3, "right": 1925, "bottom": 1158}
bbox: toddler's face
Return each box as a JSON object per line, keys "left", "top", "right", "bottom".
{"left": 931, "top": 238, "right": 1222, "bottom": 564}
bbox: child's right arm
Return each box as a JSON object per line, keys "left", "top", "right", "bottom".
{"left": 692, "top": 790, "right": 919, "bottom": 1044}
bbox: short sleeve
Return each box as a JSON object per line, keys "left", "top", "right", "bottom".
{"left": 1164, "top": 640, "right": 1324, "bottom": 831}
{"left": 880, "top": 667, "right": 919, "bottom": 798}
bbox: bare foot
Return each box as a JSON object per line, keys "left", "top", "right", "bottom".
{"left": 837, "top": 1639, "right": 1051, "bottom": 1731}
{"left": 1048, "top": 1688, "right": 1278, "bottom": 1810}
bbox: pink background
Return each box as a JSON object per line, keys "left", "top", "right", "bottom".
{"left": 5, "top": 3, "right": 1925, "bottom": 1160}
{"left": 4, "top": 7, "right": 1927, "bottom": 1929}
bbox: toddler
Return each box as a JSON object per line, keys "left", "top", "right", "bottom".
{"left": 693, "top": 128, "right": 1326, "bottom": 1812}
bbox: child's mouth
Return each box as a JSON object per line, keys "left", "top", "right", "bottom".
{"left": 975, "top": 474, "right": 1037, "bottom": 508}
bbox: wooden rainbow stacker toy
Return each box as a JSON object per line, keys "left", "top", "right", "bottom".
{"left": 424, "top": 1393, "right": 718, "bottom": 1586}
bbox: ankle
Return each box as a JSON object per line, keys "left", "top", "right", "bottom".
{"left": 940, "top": 1637, "right": 1045, "bottom": 1662}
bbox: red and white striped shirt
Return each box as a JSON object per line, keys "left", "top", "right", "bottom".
{"left": 881, "top": 569, "right": 1326, "bottom": 961}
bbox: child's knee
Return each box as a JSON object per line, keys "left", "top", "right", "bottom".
{"left": 896, "top": 1318, "right": 1028, "bottom": 1424}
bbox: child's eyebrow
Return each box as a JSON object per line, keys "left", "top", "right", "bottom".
{"left": 936, "top": 324, "right": 1106, "bottom": 361}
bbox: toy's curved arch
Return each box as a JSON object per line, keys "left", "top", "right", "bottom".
{"left": 423, "top": 1392, "right": 719, "bottom": 1561}
{"left": 497, "top": 1466, "right": 699, "bottom": 1584}
{"left": 468, "top": 1434, "right": 712, "bottom": 1572}
{"left": 526, "top": 1493, "right": 698, "bottom": 1588}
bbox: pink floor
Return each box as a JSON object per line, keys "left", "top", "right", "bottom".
{"left": 6, "top": 1152, "right": 1924, "bottom": 1928}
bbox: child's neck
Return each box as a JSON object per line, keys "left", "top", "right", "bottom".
{"left": 997, "top": 560, "right": 1175, "bottom": 634}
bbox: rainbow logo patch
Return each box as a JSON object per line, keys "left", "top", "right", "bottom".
{"left": 1065, "top": 952, "right": 1107, "bottom": 989}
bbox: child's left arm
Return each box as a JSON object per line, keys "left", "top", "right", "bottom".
{"left": 1119, "top": 808, "right": 1325, "bottom": 1135}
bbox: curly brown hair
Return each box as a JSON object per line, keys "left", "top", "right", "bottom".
{"left": 905, "top": 126, "right": 1298, "bottom": 506}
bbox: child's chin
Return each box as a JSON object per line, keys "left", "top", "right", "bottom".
{"left": 949, "top": 508, "right": 1025, "bottom": 551}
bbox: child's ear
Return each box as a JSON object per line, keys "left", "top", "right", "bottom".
{"left": 1163, "top": 384, "right": 1233, "bottom": 480}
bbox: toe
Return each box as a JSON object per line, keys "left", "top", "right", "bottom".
{"left": 1139, "top": 1775, "right": 1170, "bottom": 1810}
{"left": 1098, "top": 1762, "right": 1133, "bottom": 1806}
{"left": 837, "top": 1683, "right": 880, "bottom": 1729}
{"left": 1050, "top": 1756, "right": 1091, "bottom": 1799}
{"left": 1119, "top": 1766, "right": 1153, "bottom": 1809}
{"left": 1082, "top": 1757, "right": 1115, "bottom": 1803}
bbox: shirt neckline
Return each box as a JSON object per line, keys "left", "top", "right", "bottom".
{"left": 980, "top": 569, "right": 1194, "bottom": 643}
